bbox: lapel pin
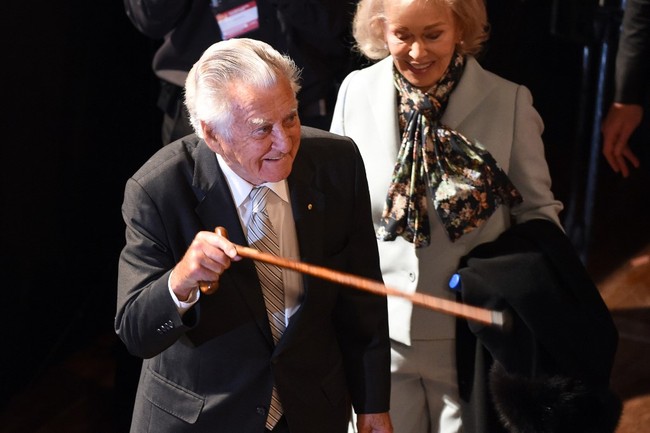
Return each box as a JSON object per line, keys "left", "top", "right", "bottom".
{"left": 307, "top": 203, "right": 313, "bottom": 210}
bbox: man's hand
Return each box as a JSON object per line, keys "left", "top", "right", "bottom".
{"left": 357, "top": 412, "right": 393, "bottom": 433}
{"left": 170, "top": 230, "right": 240, "bottom": 299}
{"left": 601, "top": 102, "right": 643, "bottom": 177}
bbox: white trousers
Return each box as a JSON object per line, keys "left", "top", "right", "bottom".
{"left": 349, "top": 339, "right": 462, "bottom": 433}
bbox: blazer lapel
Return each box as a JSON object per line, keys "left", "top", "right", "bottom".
{"left": 287, "top": 152, "right": 325, "bottom": 279}
{"left": 192, "top": 142, "right": 274, "bottom": 346}
{"left": 268, "top": 148, "right": 325, "bottom": 351}
{"left": 193, "top": 142, "right": 244, "bottom": 242}
{"left": 368, "top": 57, "right": 402, "bottom": 148}
{"left": 442, "top": 57, "right": 497, "bottom": 129}
{"left": 350, "top": 58, "right": 403, "bottom": 215}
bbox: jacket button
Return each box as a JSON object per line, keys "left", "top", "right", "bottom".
{"left": 256, "top": 406, "right": 266, "bottom": 416}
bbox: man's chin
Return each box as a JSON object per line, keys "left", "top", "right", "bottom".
{"left": 261, "top": 162, "right": 293, "bottom": 182}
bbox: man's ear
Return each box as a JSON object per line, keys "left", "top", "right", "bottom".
{"left": 200, "top": 120, "right": 222, "bottom": 154}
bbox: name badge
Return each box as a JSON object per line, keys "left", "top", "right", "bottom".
{"left": 212, "top": 0, "right": 260, "bottom": 40}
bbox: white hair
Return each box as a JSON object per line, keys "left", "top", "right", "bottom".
{"left": 353, "top": 0, "right": 489, "bottom": 60}
{"left": 184, "top": 38, "right": 301, "bottom": 141}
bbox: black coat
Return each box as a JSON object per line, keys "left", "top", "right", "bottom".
{"left": 455, "top": 219, "right": 621, "bottom": 433}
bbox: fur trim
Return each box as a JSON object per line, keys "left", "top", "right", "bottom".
{"left": 489, "top": 362, "right": 621, "bottom": 433}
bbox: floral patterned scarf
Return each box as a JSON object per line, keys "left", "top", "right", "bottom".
{"left": 376, "top": 53, "right": 523, "bottom": 247}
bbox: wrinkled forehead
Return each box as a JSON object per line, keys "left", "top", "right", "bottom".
{"left": 227, "top": 79, "right": 298, "bottom": 122}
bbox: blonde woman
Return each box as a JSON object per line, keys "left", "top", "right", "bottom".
{"left": 331, "top": 1, "right": 562, "bottom": 431}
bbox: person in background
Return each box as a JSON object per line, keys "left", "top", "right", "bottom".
{"left": 116, "top": 38, "right": 392, "bottom": 433}
{"left": 123, "top": 0, "right": 362, "bottom": 144}
{"left": 330, "top": 0, "right": 563, "bottom": 431}
{"left": 601, "top": 0, "right": 650, "bottom": 177}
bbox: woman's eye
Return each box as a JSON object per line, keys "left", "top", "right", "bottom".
{"left": 395, "top": 32, "right": 410, "bottom": 41}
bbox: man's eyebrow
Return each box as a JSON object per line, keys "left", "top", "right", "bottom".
{"left": 248, "top": 117, "right": 268, "bottom": 127}
{"left": 248, "top": 109, "right": 298, "bottom": 127}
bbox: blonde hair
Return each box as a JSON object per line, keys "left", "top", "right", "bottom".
{"left": 184, "top": 38, "right": 301, "bottom": 140}
{"left": 353, "top": 0, "right": 489, "bottom": 60}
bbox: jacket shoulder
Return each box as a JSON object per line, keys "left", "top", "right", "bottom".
{"left": 130, "top": 135, "right": 202, "bottom": 185}
{"left": 300, "top": 125, "right": 353, "bottom": 143}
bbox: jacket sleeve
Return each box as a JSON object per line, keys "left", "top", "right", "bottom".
{"left": 333, "top": 141, "right": 391, "bottom": 414}
{"left": 270, "top": 0, "right": 354, "bottom": 53}
{"left": 123, "top": 0, "right": 195, "bottom": 38}
{"left": 115, "top": 177, "right": 197, "bottom": 359}
{"left": 615, "top": 0, "right": 650, "bottom": 104}
{"left": 329, "top": 70, "right": 359, "bottom": 135}
{"left": 507, "top": 85, "right": 564, "bottom": 227}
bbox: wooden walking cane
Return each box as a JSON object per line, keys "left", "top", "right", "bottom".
{"left": 199, "top": 227, "right": 505, "bottom": 327}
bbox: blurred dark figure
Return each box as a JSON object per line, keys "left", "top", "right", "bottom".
{"left": 601, "top": 0, "right": 650, "bottom": 177}
{"left": 123, "top": 0, "right": 363, "bottom": 144}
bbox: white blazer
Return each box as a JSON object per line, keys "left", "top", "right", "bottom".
{"left": 331, "top": 56, "right": 563, "bottom": 345}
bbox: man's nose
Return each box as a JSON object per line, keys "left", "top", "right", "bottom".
{"left": 272, "top": 127, "right": 292, "bottom": 152}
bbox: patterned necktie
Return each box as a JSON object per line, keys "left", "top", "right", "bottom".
{"left": 246, "top": 186, "right": 285, "bottom": 429}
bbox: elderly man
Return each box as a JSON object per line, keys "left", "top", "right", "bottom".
{"left": 115, "top": 38, "right": 392, "bottom": 433}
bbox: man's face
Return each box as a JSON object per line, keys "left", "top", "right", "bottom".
{"left": 204, "top": 78, "right": 301, "bottom": 185}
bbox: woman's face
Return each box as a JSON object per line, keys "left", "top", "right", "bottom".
{"left": 383, "top": 0, "right": 461, "bottom": 89}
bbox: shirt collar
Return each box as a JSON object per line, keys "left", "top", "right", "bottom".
{"left": 215, "top": 153, "right": 290, "bottom": 207}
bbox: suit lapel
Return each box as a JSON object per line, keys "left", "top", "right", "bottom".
{"left": 192, "top": 142, "right": 274, "bottom": 346}
{"left": 191, "top": 136, "right": 331, "bottom": 351}
{"left": 442, "top": 57, "right": 496, "bottom": 129}
{"left": 287, "top": 142, "right": 326, "bottom": 267}
{"left": 268, "top": 144, "right": 326, "bottom": 352}
{"left": 193, "top": 142, "right": 245, "bottom": 242}
{"left": 368, "top": 57, "right": 402, "bottom": 148}
{"left": 350, "top": 58, "right": 403, "bottom": 214}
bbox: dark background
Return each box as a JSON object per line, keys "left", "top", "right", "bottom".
{"left": 2, "top": 0, "right": 162, "bottom": 412}
{"left": 2, "top": 0, "right": 648, "bottom": 429}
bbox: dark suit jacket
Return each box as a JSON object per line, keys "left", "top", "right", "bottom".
{"left": 116, "top": 127, "right": 390, "bottom": 433}
{"left": 615, "top": 0, "right": 650, "bottom": 104}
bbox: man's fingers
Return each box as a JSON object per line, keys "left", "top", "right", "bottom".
{"left": 603, "top": 146, "right": 621, "bottom": 173}
{"left": 618, "top": 157, "right": 630, "bottom": 178}
{"left": 622, "top": 147, "right": 641, "bottom": 168}
{"left": 200, "top": 230, "right": 239, "bottom": 260}
{"left": 198, "top": 278, "right": 219, "bottom": 295}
